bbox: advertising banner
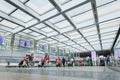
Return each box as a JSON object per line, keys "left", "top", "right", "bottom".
{"left": 34, "top": 54, "right": 45, "bottom": 61}
{"left": 114, "top": 49, "right": 120, "bottom": 60}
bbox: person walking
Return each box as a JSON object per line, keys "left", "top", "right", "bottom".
{"left": 62, "top": 57, "right": 66, "bottom": 67}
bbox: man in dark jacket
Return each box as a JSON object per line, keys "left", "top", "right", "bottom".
{"left": 62, "top": 57, "right": 66, "bottom": 67}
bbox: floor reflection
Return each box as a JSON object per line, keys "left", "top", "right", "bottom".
{"left": 0, "top": 67, "right": 119, "bottom": 80}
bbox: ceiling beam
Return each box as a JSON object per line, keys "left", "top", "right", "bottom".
{"left": 43, "top": 21, "right": 60, "bottom": 34}
{"left": 49, "top": 0, "right": 95, "bottom": 51}
{"left": 6, "top": 0, "right": 89, "bottom": 34}
{"left": 63, "top": 34, "right": 89, "bottom": 51}
{"left": 0, "top": 24, "right": 35, "bottom": 39}
{"left": 0, "top": 11, "right": 25, "bottom": 27}
{"left": 51, "top": 37, "right": 80, "bottom": 51}
{"left": 35, "top": 17, "right": 120, "bottom": 40}
{"left": 0, "top": 24, "right": 13, "bottom": 32}
{"left": 5, "top": 0, "right": 40, "bottom": 21}
{"left": 18, "top": 32, "right": 36, "bottom": 39}
{"left": 30, "top": 27, "right": 47, "bottom": 37}
{"left": 0, "top": 0, "right": 29, "bottom": 22}
{"left": 90, "top": 0, "right": 103, "bottom": 50}
{"left": 111, "top": 26, "right": 120, "bottom": 51}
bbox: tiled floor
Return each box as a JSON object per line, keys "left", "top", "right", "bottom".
{"left": 0, "top": 67, "right": 119, "bottom": 80}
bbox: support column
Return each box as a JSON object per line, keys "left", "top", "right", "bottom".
{"left": 34, "top": 40, "right": 38, "bottom": 54}
{"left": 91, "top": 51, "right": 97, "bottom": 66}
{"left": 63, "top": 48, "right": 66, "bottom": 56}
{"left": 57, "top": 46, "right": 59, "bottom": 56}
{"left": 79, "top": 53, "right": 80, "bottom": 57}
{"left": 68, "top": 50, "right": 70, "bottom": 57}
{"left": 48, "top": 44, "right": 50, "bottom": 55}
{"left": 10, "top": 34, "right": 15, "bottom": 57}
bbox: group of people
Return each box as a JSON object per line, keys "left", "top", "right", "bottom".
{"left": 55, "top": 57, "right": 66, "bottom": 67}
{"left": 19, "top": 53, "right": 50, "bottom": 68}
{"left": 38, "top": 56, "right": 66, "bottom": 67}
{"left": 19, "top": 53, "right": 34, "bottom": 67}
{"left": 38, "top": 54, "right": 50, "bottom": 67}
{"left": 19, "top": 53, "right": 75, "bottom": 67}
{"left": 99, "top": 55, "right": 111, "bottom": 66}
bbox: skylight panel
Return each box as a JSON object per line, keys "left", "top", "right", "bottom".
{"left": 59, "top": 38, "right": 68, "bottom": 42}
{"left": 94, "top": 47, "right": 101, "bottom": 51}
{"left": 97, "top": 0, "right": 120, "bottom": 16}
{"left": 49, "top": 15, "right": 65, "bottom": 24}
{"left": 82, "top": 31, "right": 97, "bottom": 37}
{"left": 46, "top": 38, "right": 53, "bottom": 42}
{"left": 19, "top": 0, "right": 27, "bottom": 3}
{"left": 49, "top": 40, "right": 58, "bottom": 44}
{"left": 57, "top": 0, "right": 71, "bottom": 5}
{"left": 67, "top": 3, "right": 91, "bottom": 16}
{"left": 101, "top": 31, "right": 116, "bottom": 36}
{"left": 66, "top": 30, "right": 79, "bottom": 36}
{"left": 23, "top": 29, "right": 32, "bottom": 33}
{"left": 47, "top": 31, "right": 58, "bottom": 37}
{"left": 101, "top": 35, "right": 115, "bottom": 40}
{"left": 60, "top": 26, "right": 74, "bottom": 33}
{"left": 102, "top": 39, "right": 114, "bottom": 44}
{"left": 41, "top": 27, "right": 53, "bottom": 33}
{"left": 80, "top": 26, "right": 97, "bottom": 33}
{"left": 74, "top": 38, "right": 86, "bottom": 43}
{"left": 81, "top": 43, "right": 89, "bottom": 46}
{"left": 100, "top": 26, "right": 119, "bottom": 34}
{"left": 72, "top": 44, "right": 79, "bottom": 48}
{"left": 98, "top": 1, "right": 120, "bottom": 22}
{"left": 34, "top": 23, "right": 46, "bottom": 29}
{"left": 69, "top": 35, "right": 81, "bottom": 39}
{"left": 26, "top": 0, "right": 54, "bottom": 15}
{"left": 0, "top": 20, "right": 18, "bottom": 29}
{"left": 102, "top": 46, "right": 110, "bottom": 50}
{"left": 0, "top": 0, "right": 16, "bottom": 14}
{"left": 102, "top": 43, "right": 112, "bottom": 47}
{"left": 76, "top": 19, "right": 94, "bottom": 29}
{"left": 86, "top": 35, "right": 98, "bottom": 39}
{"left": 40, "top": 9, "right": 58, "bottom": 21}
{"left": 90, "top": 41, "right": 100, "bottom": 45}
{"left": 29, "top": 32, "right": 40, "bottom": 36}
{"left": 54, "top": 20, "right": 71, "bottom": 29}
{"left": 99, "top": 19, "right": 120, "bottom": 30}
{"left": 11, "top": 9, "right": 33, "bottom": 22}
{"left": 72, "top": 10, "right": 94, "bottom": 24}
{"left": 99, "top": 11, "right": 120, "bottom": 22}
{"left": 87, "top": 38, "right": 99, "bottom": 42}
{"left": 66, "top": 42, "right": 75, "bottom": 45}
{"left": 36, "top": 35, "right": 45, "bottom": 40}
{"left": 56, "top": 35, "right": 65, "bottom": 39}
{"left": 61, "top": 0, "right": 86, "bottom": 11}
{"left": 96, "top": 0, "right": 115, "bottom": 7}
{"left": 64, "top": 40, "right": 73, "bottom": 43}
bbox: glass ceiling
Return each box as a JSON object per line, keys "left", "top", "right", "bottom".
{"left": 0, "top": 0, "right": 120, "bottom": 53}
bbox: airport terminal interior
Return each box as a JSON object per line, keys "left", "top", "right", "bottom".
{"left": 0, "top": 0, "right": 120, "bottom": 80}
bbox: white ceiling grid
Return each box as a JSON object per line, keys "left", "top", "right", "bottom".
{"left": 0, "top": 0, "right": 120, "bottom": 53}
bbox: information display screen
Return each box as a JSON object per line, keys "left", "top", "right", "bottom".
{"left": 19, "top": 39, "right": 31, "bottom": 48}
{"left": 0, "top": 36, "right": 3, "bottom": 45}
{"left": 38, "top": 44, "right": 46, "bottom": 51}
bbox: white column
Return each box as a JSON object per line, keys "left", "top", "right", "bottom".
{"left": 91, "top": 51, "right": 97, "bottom": 66}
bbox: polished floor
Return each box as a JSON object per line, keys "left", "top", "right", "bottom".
{"left": 0, "top": 67, "right": 119, "bottom": 80}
